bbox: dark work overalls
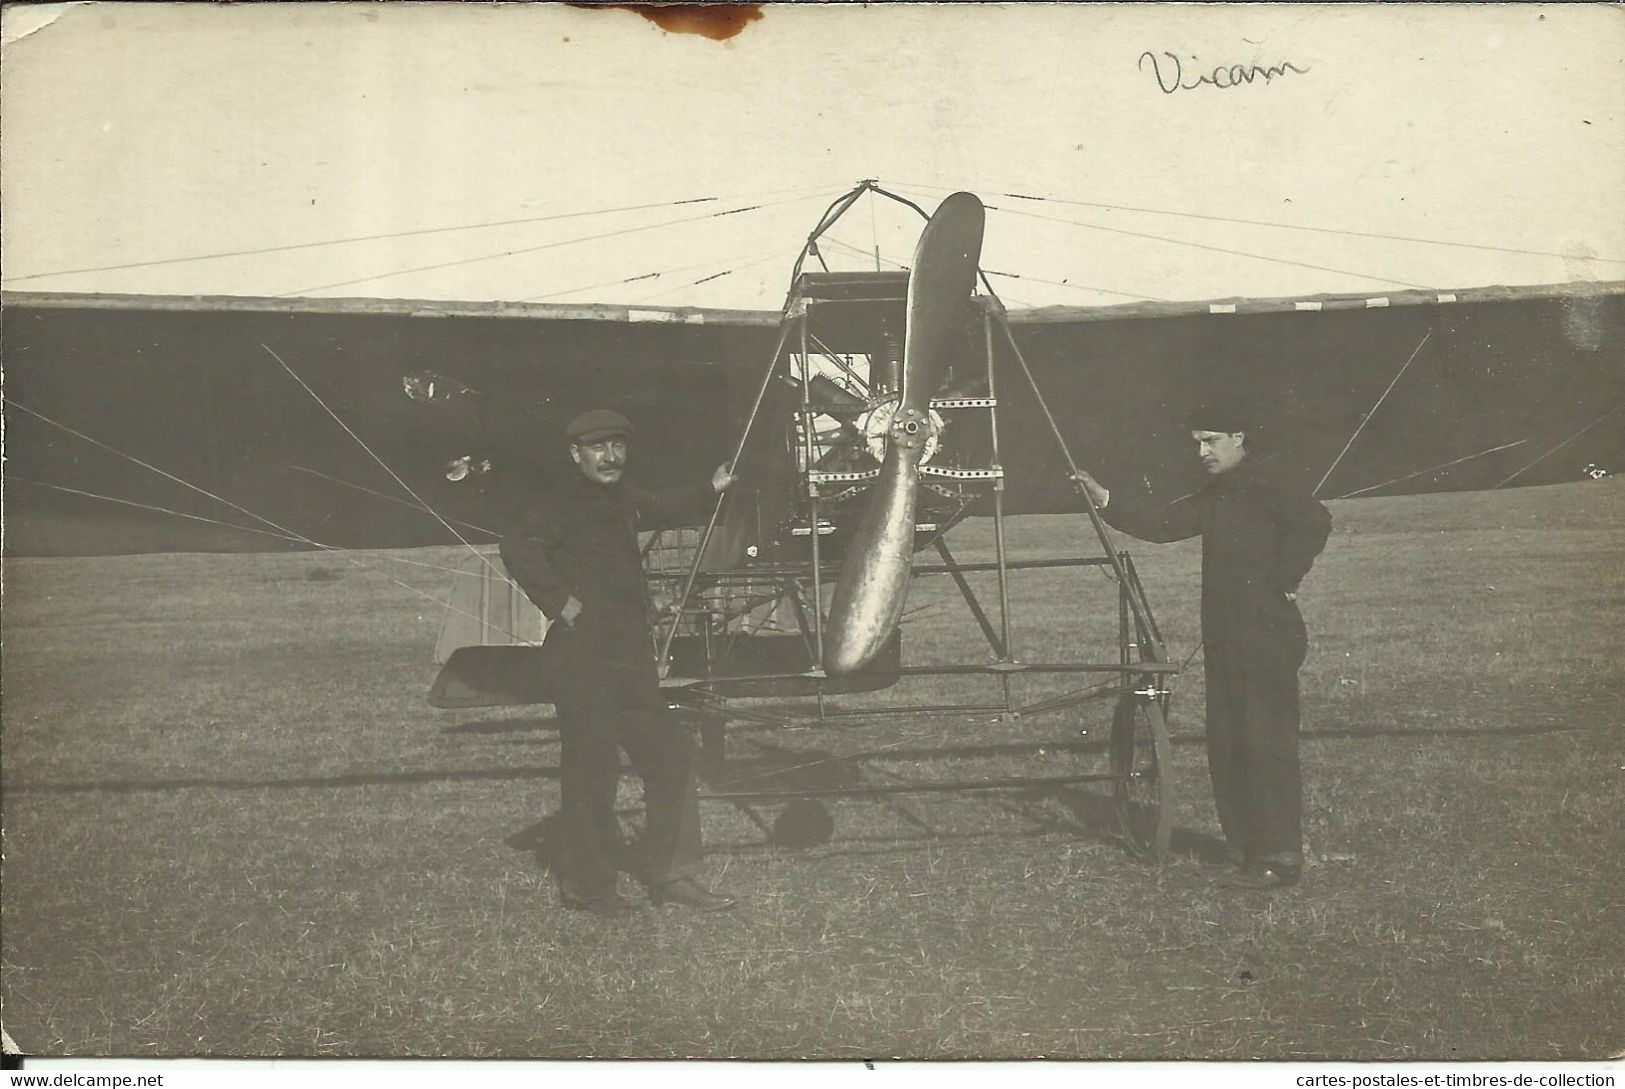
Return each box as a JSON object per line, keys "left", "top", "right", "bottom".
{"left": 500, "top": 474, "right": 715, "bottom": 902}
{"left": 1103, "top": 455, "right": 1332, "bottom": 867}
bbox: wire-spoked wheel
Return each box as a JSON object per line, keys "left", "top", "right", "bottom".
{"left": 1110, "top": 692, "right": 1173, "bottom": 860}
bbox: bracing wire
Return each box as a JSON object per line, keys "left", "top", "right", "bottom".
{"left": 3, "top": 199, "right": 713, "bottom": 285}
{"left": 2, "top": 181, "right": 845, "bottom": 286}
{"left": 286, "top": 464, "right": 498, "bottom": 537}
{"left": 8, "top": 478, "right": 311, "bottom": 548}
{"left": 5, "top": 407, "right": 488, "bottom": 580}
{"left": 4, "top": 411, "right": 529, "bottom": 637}
{"left": 1314, "top": 331, "right": 1432, "bottom": 496}
{"left": 258, "top": 343, "right": 513, "bottom": 589}
{"left": 892, "top": 180, "right": 1625, "bottom": 266}
{"left": 1329, "top": 440, "right": 1530, "bottom": 500}
{"left": 24, "top": 478, "right": 488, "bottom": 579}
{"left": 868, "top": 188, "right": 882, "bottom": 272}
{"left": 992, "top": 204, "right": 1437, "bottom": 291}
{"left": 9, "top": 400, "right": 312, "bottom": 543}
{"left": 818, "top": 235, "right": 909, "bottom": 271}
{"left": 13, "top": 399, "right": 495, "bottom": 578}
{"left": 626, "top": 252, "right": 785, "bottom": 305}
{"left": 822, "top": 207, "right": 1145, "bottom": 305}
{"left": 278, "top": 191, "right": 830, "bottom": 298}
{"left": 1493, "top": 401, "right": 1625, "bottom": 489}
{"left": 21, "top": 476, "right": 507, "bottom": 608}
{"left": 518, "top": 248, "right": 767, "bottom": 303}
{"left": 824, "top": 210, "right": 1155, "bottom": 302}
{"left": 982, "top": 268, "right": 1165, "bottom": 303}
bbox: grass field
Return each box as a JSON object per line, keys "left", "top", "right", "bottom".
{"left": 3, "top": 481, "right": 1622, "bottom": 1059}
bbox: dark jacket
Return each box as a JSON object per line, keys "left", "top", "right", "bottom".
{"left": 500, "top": 474, "right": 715, "bottom": 623}
{"left": 1101, "top": 455, "right": 1332, "bottom": 647}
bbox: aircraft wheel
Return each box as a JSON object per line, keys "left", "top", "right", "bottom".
{"left": 1110, "top": 692, "right": 1172, "bottom": 861}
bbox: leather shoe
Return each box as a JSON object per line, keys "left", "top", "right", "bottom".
{"left": 651, "top": 877, "right": 737, "bottom": 912}
{"left": 1220, "top": 862, "right": 1301, "bottom": 890}
{"left": 565, "top": 892, "right": 639, "bottom": 918}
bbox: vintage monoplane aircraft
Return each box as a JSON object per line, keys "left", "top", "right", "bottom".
{"left": 7, "top": 181, "right": 1623, "bottom": 856}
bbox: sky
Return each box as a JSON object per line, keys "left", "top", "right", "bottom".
{"left": 2, "top": 2, "right": 1623, "bottom": 311}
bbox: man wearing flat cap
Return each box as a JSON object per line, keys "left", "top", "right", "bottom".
{"left": 501, "top": 408, "right": 738, "bottom": 916}
{"left": 1074, "top": 396, "right": 1331, "bottom": 890}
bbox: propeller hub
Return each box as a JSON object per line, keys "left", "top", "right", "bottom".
{"left": 860, "top": 397, "right": 943, "bottom": 461}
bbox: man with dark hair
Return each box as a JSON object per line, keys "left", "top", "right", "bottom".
{"left": 501, "top": 408, "right": 739, "bottom": 916}
{"left": 1073, "top": 398, "right": 1332, "bottom": 889}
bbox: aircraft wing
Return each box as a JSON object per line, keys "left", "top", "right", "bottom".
{"left": 4, "top": 292, "right": 775, "bottom": 554}
{"left": 991, "top": 281, "right": 1625, "bottom": 512}
{"left": 5, "top": 281, "right": 1621, "bottom": 556}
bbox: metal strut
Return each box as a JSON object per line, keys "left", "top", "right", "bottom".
{"left": 993, "top": 318, "right": 1168, "bottom": 665}
{"left": 654, "top": 184, "right": 1178, "bottom": 853}
{"left": 656, "top": 316, "right": 795, "bottom": 676}
{"left": 659, "top": 178, "right": 888, "bottom": 677}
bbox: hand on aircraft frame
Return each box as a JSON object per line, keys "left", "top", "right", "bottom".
{"left": 1069, "top": 469, "right": 1110, "bottom": 509}
{"left": 558, "top": 596, "right": 585, "bottom": 628}
{"left": 712, "top": 461, "right": 738, "bottom": 493}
